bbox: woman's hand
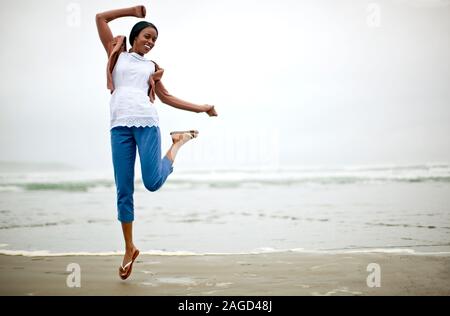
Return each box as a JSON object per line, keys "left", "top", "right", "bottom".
{"left": 152, "top": 68, "right": 164, "bottom": 82}
{"left": 205, "top": 105, "right": 218, "bottom": 117}
{"left": 134, "top": 5, "right": 146, "bottom": 18}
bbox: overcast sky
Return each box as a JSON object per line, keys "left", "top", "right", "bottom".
{"left": 0, "top": 0, "right": 449, "bottom": 170}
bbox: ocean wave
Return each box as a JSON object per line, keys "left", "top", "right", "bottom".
{"left": 0, "top": 181, "right": 114, "bottom": 192}
{"left": 0, "top": 219, "right": 75, "bottom": 230}
{"left": 2, "top": 176, "right": 449, "bottom": 192}
{"left": 0, "top": 163, "right": 449, "bottom": 192}
{"left": 1, "top": 246, "right": 449, "bottom": 257}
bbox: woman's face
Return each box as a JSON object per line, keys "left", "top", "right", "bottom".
{"left": 132, "top": 26, "right": 158, "bottom": 55}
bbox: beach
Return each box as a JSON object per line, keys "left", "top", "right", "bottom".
{"left": 1, "top": 252, "right": 449, "bottom": 296}
{"left": 1, "top": 163, "right": 449, "bottom": 296}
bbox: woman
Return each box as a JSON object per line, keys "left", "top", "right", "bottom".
{"left": 95, "top": 5, "right": 217, "bottom": 280}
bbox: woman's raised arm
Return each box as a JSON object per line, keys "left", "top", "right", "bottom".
{"left": 95, "top": 5, "right": 146, "bottom": 55}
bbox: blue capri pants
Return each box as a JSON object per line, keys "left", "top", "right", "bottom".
{"left": 110, "top": 126, "right": 173, "bottom": 223}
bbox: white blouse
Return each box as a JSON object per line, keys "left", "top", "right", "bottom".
{"left": 110, "top": 51, "right": 159, "bottom": 129}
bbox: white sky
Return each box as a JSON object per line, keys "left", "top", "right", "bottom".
{"left": 0, "top": 0, "right": 449, "bottom": 170}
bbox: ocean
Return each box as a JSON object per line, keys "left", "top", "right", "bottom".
{"left": 0, "top": 162, "right": 449, "bottom": 256}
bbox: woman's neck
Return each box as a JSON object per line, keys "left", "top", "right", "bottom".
{"left": 129, "top": 48, "right": 143, "bottom": 57}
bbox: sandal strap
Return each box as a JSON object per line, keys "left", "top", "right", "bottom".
{"left": 120, "top": 261, "right": 132, "bottom": 270}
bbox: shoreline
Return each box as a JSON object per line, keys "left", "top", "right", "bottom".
{"left": 1, "top": 252, "right": 449, "bottom": 295}
{"left": 1, "top": 246, "right": 450, "bottom": 257}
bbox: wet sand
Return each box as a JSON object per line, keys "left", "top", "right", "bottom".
{"left": 0, "top": 252, "right": 449, "bottom": 296}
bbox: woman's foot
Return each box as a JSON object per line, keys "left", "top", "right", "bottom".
{"left": 119, "top": 245, "right": 140, "bottom": 280}
{"left": 166, "top": 130, "right": 199, "bottom": 163}
{"left": 170, "top": 130, "right": 199, "bottom": 145}
{"left": 121, "top": 245, "right": 138, "bottom": 270}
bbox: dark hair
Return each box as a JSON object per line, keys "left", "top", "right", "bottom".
{"left": 129, "top": 21, "right": 158, "bottom": 46}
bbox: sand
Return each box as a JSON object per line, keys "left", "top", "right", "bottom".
{"left": 0, "top": 252, "right": 449, "bottom": 296}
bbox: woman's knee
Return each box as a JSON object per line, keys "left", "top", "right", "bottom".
{"left": 143, "top": 180, "right": 162, "bottom": 192}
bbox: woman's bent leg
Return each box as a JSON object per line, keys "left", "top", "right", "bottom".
{"left": 134, "top": 126, "right": 173, "bottom": 192}
{"left": 111, "top": 127, "right": 137, "bottom": 222}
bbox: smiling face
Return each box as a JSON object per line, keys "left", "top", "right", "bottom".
{"left": 131, "top": 26, "right": 158, "bottom": 56}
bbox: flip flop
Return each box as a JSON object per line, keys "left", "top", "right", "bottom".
{"left": 170, "top": 130, "right": 199, "bottom": 138}
{"left": 119, "top": 248, "right": 140, "bottom": 280}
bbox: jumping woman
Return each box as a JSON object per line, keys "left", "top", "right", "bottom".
{"left": 95, "top": 5, "right": 217, "bottom": 280}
